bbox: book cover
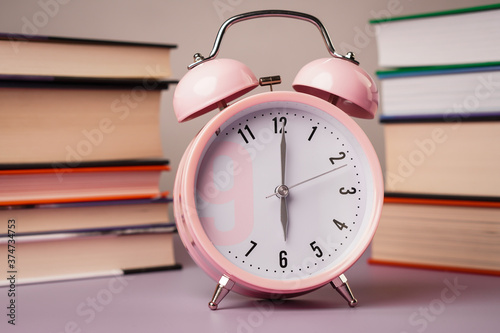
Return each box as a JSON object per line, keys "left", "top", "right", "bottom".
{"left": 0, "top": 76, "right": 176, "bottom": 165}
{"left": 370, "top": 193, "right": 500, "bottom": 276}
{"left": 0, "top": 163, "right": 170, "bottom": 206}
{"left": 383, "top": 120, "right": 500, "bottom": 197}
{"left": 377, "top": 63, "right": 500, "bottom": 118}
{"left": 0, "top": 33, "right": 176, "bottom": 78}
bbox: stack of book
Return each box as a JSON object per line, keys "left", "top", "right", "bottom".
{"left": 369, "top": 4, "right": 500, "bottom": 275}
{"left": 0, "top": 34, "right": 180, "bottom": 284}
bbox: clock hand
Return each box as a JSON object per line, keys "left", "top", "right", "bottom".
{"left": 280, "top": 124, "right": 289, "bottom": 241}
{"left": 288, "top": 164, "right": 347, "bottom": 190}
{"left": 281, "top": 124, "right": 286, "bottom": 185}
{"left": 281, "top": 196, "right": 288, "bottom": 240}
{"left": 266, "top": 164, "right": 347, "bottom": 199}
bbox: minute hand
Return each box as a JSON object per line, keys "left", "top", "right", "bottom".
{"left": 266, "top": 164, "right": 347, "bottom": 199}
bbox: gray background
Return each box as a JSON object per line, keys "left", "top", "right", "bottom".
{"left": 1, "top": 0, "right": 497, "bottom": 205}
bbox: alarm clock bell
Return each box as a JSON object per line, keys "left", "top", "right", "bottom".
{"left": 173, "top": 10, "right": 378, "bottom": 124}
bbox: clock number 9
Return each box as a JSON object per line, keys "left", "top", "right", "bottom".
{"left": 197, "top": 141, "right": 254, "bottom": 246}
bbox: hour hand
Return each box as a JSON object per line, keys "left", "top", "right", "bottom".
{"left": 281, "top": 196, "right": 288, "bottom": 241}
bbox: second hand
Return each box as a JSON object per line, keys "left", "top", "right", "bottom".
{"left": 266, "top": 164, "right": 347, "bottom": 199}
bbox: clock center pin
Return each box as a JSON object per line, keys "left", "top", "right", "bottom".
{"left": 275, "top": 184, "right": 290, "bottom": 198}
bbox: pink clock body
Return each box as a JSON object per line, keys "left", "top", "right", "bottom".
{"left": 173, "top": 91, "right": 383, "bottom": 299}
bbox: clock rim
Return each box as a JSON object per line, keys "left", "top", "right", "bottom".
{"left": 174, "top": 91, "right": 384, "bottom": 296}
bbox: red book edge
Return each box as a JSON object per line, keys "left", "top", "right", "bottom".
{"left": 384, "top": 196, "right": 500, "bottom": 208}
{"left": 368, "top": 258, "right": 500, "bottom": 277}
{"left": 0, "top": 165, "right": 170, "bottom": 175}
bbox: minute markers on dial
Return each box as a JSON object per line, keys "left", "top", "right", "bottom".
{"left": 198, "top": 106, "right": 369, "bottom": 281}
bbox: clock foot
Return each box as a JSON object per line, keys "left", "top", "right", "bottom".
{"left": 330, "top": 274, "right": 358, "bottom": 308}
{"left": 208, "top": 275, "right": 235, "bottom": 310}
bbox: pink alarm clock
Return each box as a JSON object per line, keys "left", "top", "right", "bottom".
{"left": 173, "top": 10, "right": 383, "bottom": 310}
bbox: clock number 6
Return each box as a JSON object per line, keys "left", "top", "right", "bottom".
{"left": 279, "top": 250, "right": 288, "bottom": 268}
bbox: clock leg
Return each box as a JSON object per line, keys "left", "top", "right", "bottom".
{"left": 330, "top": 274, "right": 358, "bottom": 308}
{"left": 208, "top": 275, "right": 235, "bottom": 310}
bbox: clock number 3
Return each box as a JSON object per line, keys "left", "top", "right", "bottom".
{"left": 339, "top": 187, "right": 357, "bottom": 195}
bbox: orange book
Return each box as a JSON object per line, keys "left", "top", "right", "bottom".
{"left": 0, "top": 162, "right": 169, "bottom": 206}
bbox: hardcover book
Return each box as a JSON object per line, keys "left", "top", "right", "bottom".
{"left": 370, "top": 4, "right": 500, "bottom": 67}
{"left": 0, "top": 33, "right": 176, "bottom": 79}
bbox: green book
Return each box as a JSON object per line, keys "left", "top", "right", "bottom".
{"left": 370, "top": 4, "right": 500, "bottom": 68}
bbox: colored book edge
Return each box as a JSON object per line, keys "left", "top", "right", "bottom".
{"left": 122, "top": 264, "right": 183, "bottom": 275}
{"left": 18, "top": 196, "right": 173, "bottom": 209}
{"left": 0, "top": 32, "right": 177, "bottom": 49}
{"left": 1, "top": 196, "right": 172, "bottom": 209}
{"left": 0, "top": 193, "right": 170, "bottom": 207}
{"left": 0, "top": 222, "right": 177, "bottom": 238}
{"left": 0, "top": 165, "right": 170, "bottom": 174}
{"left": 369, "top": 3, "right": 500, "bottom": 24}
{"left": 383, "top": 192, "right": 500, "bottom": 208}
{"left": 0, "top": 75, "right": 178, "bottom": 89}
{"left": 379, "top": 113, "right": 500, "bottom": 124}
{"left": 0, "top": 162, "right": 170, "bottom": 206}
{"left": 0, "top": 264, "right": 183, "bottom": 287}
{"left": 367, "top": 258, "right": 500, "bottom": 277}
{"left": 0, "top": 159, "right": 170, "bottom": 171}
{"left": 375, "top": 62, "right": 500, "bottom": 78}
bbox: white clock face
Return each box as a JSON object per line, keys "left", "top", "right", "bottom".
{"left": 194, "top": 99, "right": 378, "bottom": 282}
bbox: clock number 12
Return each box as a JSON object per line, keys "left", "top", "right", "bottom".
{"left": 272, "top": 117, "right": 287, "bottom": 134}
